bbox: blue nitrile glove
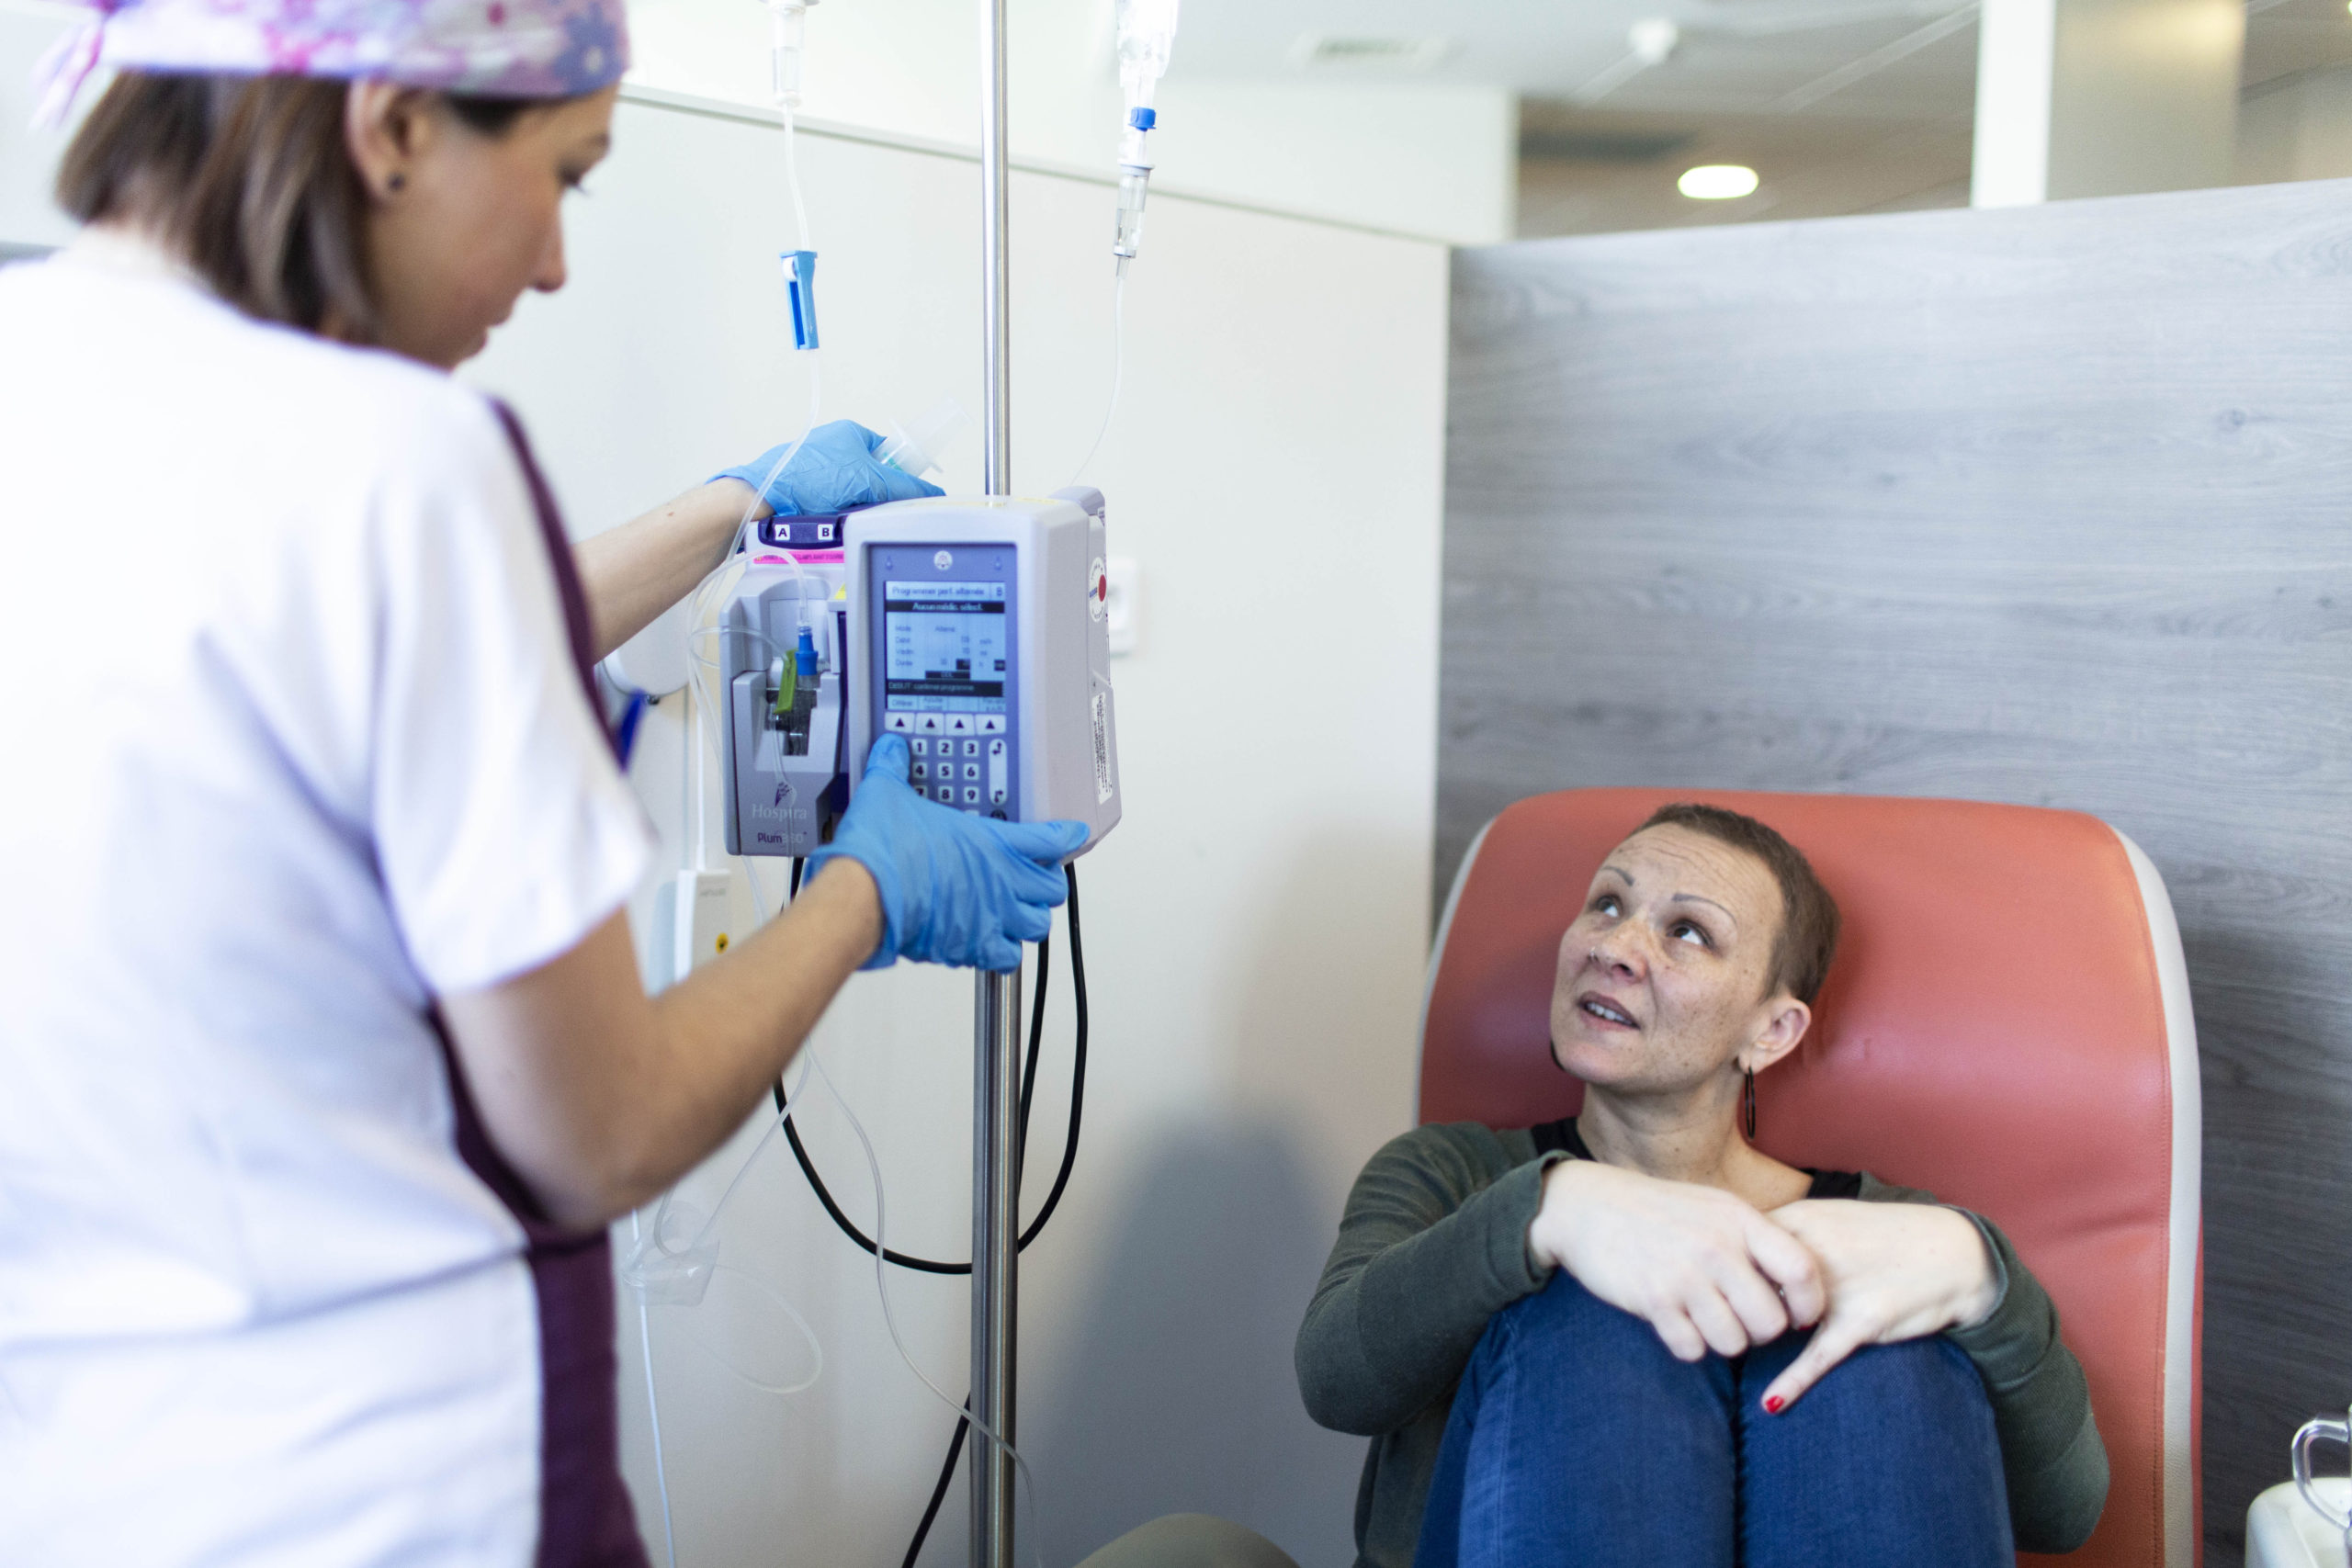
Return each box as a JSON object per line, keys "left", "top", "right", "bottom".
{"left": 806, "top": 734, "right": 1087, "bottom": 972}
{"left": 713, "top": 420, "right": 945, "bottom": 516}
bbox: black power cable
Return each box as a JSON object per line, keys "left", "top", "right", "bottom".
{"left": 773, "top": 864, "right": 1089, "bottom": 1272}
{"left": 765, "top": 863, "right": 1092, "bottom": 1565}
{"left": 903, "top": 1398, "right": 970, "bottom": 1568}
{"left": 770, "top": 941, "right": 1049, "bottom": 1271}
{"left": 900, "top": 872, "right": 1089, "bottom": 1566}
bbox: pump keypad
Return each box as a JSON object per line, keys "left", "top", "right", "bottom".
{"left": 869, "top": 543, "right": 1018, "bottom": 820}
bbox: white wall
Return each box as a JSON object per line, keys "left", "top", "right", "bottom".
{"left": 1149, "top": 81, "right": 1515, "bottom": 250}
{"left": 1972, "top": 0, "right": 2244, "bottom": 206}
{"left": 0, "top": 0, "right": 79, "bottom": 252}
{"left": 462, "top": 95, "right": 1448, "bottom": 1566}
{"left": 625, "top": 0, "right": 1516, "bottom": 244}
{"left": 2237, "top": 67, "right": 2352, "bottom": 186}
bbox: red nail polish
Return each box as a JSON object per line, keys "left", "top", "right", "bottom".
{"left": 1763, "top": 1395, "right": 1785, "bottom": 1415}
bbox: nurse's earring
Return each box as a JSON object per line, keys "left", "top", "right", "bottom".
{"left": 1742, "top": 1066, "right": 1758, "bottom": 1141}
{"left": 385, "top": 172, "right": 407, "bottom": 193}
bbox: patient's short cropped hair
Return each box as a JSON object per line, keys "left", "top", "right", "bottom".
{"left": 1638, "top": 803, "right": 1840, "bottom": 1006}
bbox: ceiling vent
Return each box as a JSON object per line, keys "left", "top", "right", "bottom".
{"left": 1288, "top": 34, "right": 1456, "bottom": 73}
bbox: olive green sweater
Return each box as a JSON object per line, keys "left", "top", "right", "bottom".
{"left": 1295, "top": 1122, "right": 2109, "bottom": 1568}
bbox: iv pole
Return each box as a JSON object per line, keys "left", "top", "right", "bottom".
{"left": 971, "top": 0, "right": 1019, "bottom": 1561}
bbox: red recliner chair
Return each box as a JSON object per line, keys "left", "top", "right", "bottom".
{"left": 1419, "top": 790, "right": 2201, "bottom": 1568}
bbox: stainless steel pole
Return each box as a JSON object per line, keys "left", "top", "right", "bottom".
{"left": 971, "top": 1, "right": 1019, "bottom": 1565}
{"left": 969, "top": 966, "right": 1020, "bottom": 1568}
{"left": 979, "top": 0, "right": 1011, "bottom": 497}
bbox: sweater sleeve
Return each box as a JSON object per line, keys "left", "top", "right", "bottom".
{"left": 1295, "top": 1124, "right": 1567, "bottom": 1437}
{"left": 1860, "top": 1176, "right": 2110, "bottom": 1553}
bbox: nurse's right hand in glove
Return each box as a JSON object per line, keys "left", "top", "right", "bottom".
{"left": 805, "top": 735, "right": 1086, "bottom": 972}
{"left": 712, "top": 420, "right": 944, "bottom": 518}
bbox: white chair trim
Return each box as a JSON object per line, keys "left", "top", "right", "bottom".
{"left": 1415, "top": 817, "right": 1496, "bottom": 1122}
{"left": 2114, "top": 828, "right": 2204, "bottom": 1568}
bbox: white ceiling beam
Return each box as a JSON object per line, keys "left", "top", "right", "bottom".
{"left": 1973, "top": 0, "right": 2245, "bottom": 203}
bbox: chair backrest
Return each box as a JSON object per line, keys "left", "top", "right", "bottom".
{"left": 1420, "top": 789, "right": 2200, "bottom": 1568}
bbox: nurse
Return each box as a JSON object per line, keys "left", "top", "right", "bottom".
{"left": 0, "top": 2, "right": 1083, "bottom": 1563}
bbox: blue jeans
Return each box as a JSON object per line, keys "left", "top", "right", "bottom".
{"left": 1415, "top": 1272, "right": 2014, "bottom": 1568}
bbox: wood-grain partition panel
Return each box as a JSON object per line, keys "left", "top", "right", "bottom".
{"left": 1440, "top": 177, "right": 2352, "bottom": 1567}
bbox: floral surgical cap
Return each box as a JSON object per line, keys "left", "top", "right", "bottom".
{"left": 35, "top": 0, "right": 630, "bottom": 127}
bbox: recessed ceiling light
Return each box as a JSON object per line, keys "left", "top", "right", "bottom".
{"left": 1288, "top": 34, "right": 1457, "bottom": 73}
{"left": 1679, "top": 164, "right": 1760, "bottom": 199}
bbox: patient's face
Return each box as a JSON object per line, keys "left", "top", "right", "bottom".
{"left": 1549, "top": 825, "right": 1794, "bottom": 1096}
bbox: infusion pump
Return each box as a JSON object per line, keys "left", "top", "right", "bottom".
{"left": 718, "top": 488, "right": 1122, "bottom": 858}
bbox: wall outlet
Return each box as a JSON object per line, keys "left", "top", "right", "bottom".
{"left": 671, "top": 871, "right": 735, "bottom": 979}
{"left": 1105, "top": 556, "right": 1139, "bottom": 657}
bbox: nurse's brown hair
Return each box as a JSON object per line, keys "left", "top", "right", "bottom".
{"left": 56, "top": 73, "right": 534, "bottom": 344}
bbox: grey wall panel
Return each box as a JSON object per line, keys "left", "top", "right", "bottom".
{"left": 1442, "top": 176, "right": 2352, "bottom": 1566}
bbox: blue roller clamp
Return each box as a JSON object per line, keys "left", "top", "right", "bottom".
{"left": 784, "top": 250, "right": 820, "bottom": 352}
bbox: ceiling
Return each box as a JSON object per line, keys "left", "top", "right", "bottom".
{"left": 1163, "top": 0, "right": 2352, "bottom": 237}
{"left": 1169, "top": 0, "right": 2352, "bottom": 111}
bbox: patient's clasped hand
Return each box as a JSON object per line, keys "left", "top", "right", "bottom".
{"left": 1297, "top": 804, "right": 2109, "bottom": 1568}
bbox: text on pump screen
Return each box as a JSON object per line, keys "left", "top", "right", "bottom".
{"left": 885, "top": 581, "right": 1010, "bottom": 714}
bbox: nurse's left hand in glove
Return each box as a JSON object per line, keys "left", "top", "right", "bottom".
{"left": 713, "top": 420, "right": 944, "bottom": 517}
{"left": 807, "top": 735, "right": 1086, "bottom": 972}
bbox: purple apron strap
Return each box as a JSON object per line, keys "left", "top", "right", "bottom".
{"left": 489, "top": 400, "right": 619, "bottom": 760}
{"left": 423, "top": 400, "right": 648, "bottom": 1567}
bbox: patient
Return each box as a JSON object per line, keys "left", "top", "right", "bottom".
{"left": 1296, "top": 804, "right": 2109, "bottom": 1568}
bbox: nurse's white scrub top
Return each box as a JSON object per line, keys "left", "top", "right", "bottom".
{"left": 0, "top": 242, "right": 657, "bottom": 1567}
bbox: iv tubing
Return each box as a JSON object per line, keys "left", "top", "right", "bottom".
{"left": 802, "top": 1045, "right": 1048, "bottom": 1568}
{"left": 1068, "top": 275, "right": 1125, "bottom": 487}
{"left": 675, "top": 0, "right": 826, "bottom": 866}
{"left": 639, "top": 1033, "right": 813, "bottom": 1269}
{"left": 698, "top": 1265, "right": 824, "bottom": 1395}
{"left": 781, "top": 101, "right": 813, "bottom": 256}
{"left": 629, "top": 1213, "right": 681, "bottom": 1568}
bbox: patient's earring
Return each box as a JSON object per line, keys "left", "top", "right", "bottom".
{"left": 1742, "top": 1066, "right": 1757, "bottom": 1141}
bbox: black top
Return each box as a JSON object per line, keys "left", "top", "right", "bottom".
{"left": 1529, "top": 1116, "right": 1865, "bottom": 1201}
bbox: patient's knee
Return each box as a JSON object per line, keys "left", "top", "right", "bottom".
{"left": 1073, "top": 1513, "right": 1301, "bottom": 1568}
{"left": 1787, "top": 1334, "right": 1991, "bottom": 1436}
{"left": 1488, "top": 1269, "right": 1678, "bottom": 1368}
{"left": 1829, "top": 1335, "right": 1979, "bottom": 1402}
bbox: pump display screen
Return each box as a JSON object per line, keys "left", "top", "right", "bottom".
{"left": 883, "top": 581, "right": 1007, "bottom": 711}
{"left": 868, "top": 545, "right": 1019, "bottom": 816}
